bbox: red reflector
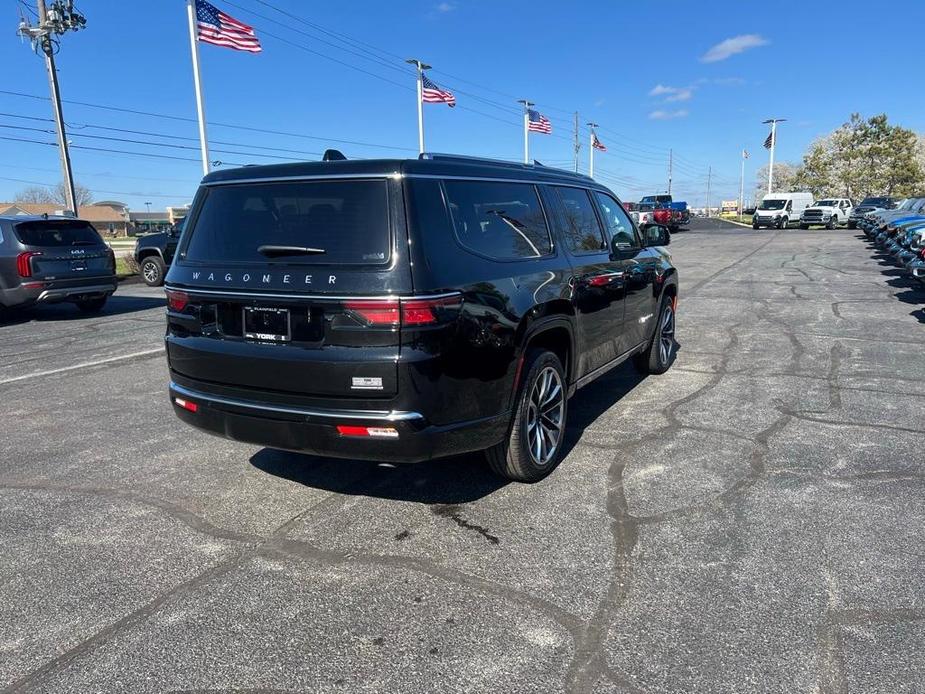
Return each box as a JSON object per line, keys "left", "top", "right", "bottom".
{"left": 336, "top": 425, "right": 399, "bottom": 439}
{"left": 345, "top": 300, "right": 400, "bottom": 326}
{"left": 16, "top": 251, "right": 42, "bottom": 278}
{"left": 166, "top": 289, "right": 188, "bottom": 312}
{"left": 22, "top": 281, "right": 44, "bottom": 289}
{"left": 174, "top": 397, "right": 198, "bottom": 413}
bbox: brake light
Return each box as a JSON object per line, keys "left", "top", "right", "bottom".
{"left": 166, "top": 289, "right": 189, "bottom": 311}
{"left": 107, "top": 248, "right": 116, "bottom": 274}
{"left": 345, "top": 295, "right": 462, "bottom": 327}
{"left": 345, "top": 299, "right": 400, "bottom": 326}
{"left": 336, "top": 425, "right": 399, "bottom": 438}
{"left": 16, "top": 251, "right": 42, "bottom": 278}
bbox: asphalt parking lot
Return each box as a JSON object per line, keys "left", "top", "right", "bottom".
{"left": 1, "top": 218, "right": 923, "bottom": 693}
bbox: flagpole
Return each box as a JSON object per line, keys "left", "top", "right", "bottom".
{"left": 767, "top": 121, "right": 776, "bottom": 194}
{"left": 739, "top": 150, "right": 746, "bottom": 216}
{"left": 518, "top": 99, "right": 532, "bottom": 164}
{"left": 406, "top": 59, "right": 430, "bottom": 155}
{"left": 186, "top": 0, "right": 210, "bottom": 176}
{"left": 587, "top": 123, "right": 598, "bottom": 178}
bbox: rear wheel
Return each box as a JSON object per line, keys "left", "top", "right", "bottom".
{"left": 75, "top": 296, "right": 108, "bottom": 313}
{"left": 487, "top": 349, "right": 567, "bottom": 483}
{"left": 633, "top": 294, "right": 677, "bottom": 375}
{"left": 140, "top": 255, "right": 166, "bottom": 287}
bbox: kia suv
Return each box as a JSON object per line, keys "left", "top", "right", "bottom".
{"left": 0, "top": 215, "right": 117, "bottom": 314}
{"left": 163, "top": 154, "right": 678, "bottom": 481}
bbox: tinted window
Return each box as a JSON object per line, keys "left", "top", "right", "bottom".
{"left": 183, "top": 180, "right": 390, "bottom": 265}
{"left": 444, "top": 180, "right": 552, "bottom": 259}
{"left": 14, "top": 220, "right": 103, "bottom": 247}
{"left": 554, "top": 187, "right": 606, "bottom": 253}
{"left": 594, "top": 193, "right": 638, "bottom": 249}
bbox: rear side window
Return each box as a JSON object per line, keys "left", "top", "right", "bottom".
{"left": 183, "top": 180, "right": 391, "bottom": 265}
{"left": 443, "top": 180, "right": 552, "bottom": 259}
{"left": 553, "top": 186, "right": 606, "bottom": 253}
{"left": 14, "top": 220, "right": 103, "bottom": 247}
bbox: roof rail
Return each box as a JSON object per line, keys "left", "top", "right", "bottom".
{"left": 419, "top": 152, "right": 591, "bottom": 179}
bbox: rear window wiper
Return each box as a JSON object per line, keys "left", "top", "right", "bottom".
{"left": 257, "top": 245, "right": 327, "bottom": 257}
{"left": 71, "top": 241, "right": 97, "bottom": 246}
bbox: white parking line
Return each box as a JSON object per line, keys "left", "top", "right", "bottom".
{"left": 0, "top": 348, "right": 164, "bottom": 386}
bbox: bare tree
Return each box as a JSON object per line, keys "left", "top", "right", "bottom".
{"left": 13, "top": 181, "right": 93, "bottom": 208}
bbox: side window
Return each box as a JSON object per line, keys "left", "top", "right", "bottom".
{"left": 594, "top": 192, "right": 639, "bottom": 250}
{"left": 443, "top": 180, "right": 553, "bottom": 259}
{"left": 552, "top": 186, "right": 606, "bottom": 253}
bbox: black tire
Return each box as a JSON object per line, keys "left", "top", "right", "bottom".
{"left": 633, "top": 294, "right": 677, "bottom": 375}
{"left": 799, "top": 224, "right": 809, "bottom": 230}
{"left": 140, "top": 255, "right": 166, "bottom": 287}
{"left": 486, "top": 349, "right": 567, "bottom": 483}
{"left": 752, "top": 223, "right": 760, "bottom": 230}
{"left": 826, "top": 215, "right": 837, "bottom": 230}
{"left": 777, "top": 216, "right": 787, "bottom": 229}
{"left": 847, "top": 221, "right": 856, "bottom": 229}
{"left": 75, "top": 296, "right": 108, "bottom": 313}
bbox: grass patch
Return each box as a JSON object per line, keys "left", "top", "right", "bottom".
{"left": 116, "top": 255, "right": 139, "bottom": 279}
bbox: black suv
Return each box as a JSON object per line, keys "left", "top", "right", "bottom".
{"left": 134, "top": 223, "right": 181, "bottom": 287}
{"left": 0, "top": 215, "right": 117, "bottom": 313}
{"left": 163, "top": 154, "right": 678, "bottom": 481}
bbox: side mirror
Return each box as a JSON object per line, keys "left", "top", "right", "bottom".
{"left": 644, "top": 224, "right": 670, "bottom": 247}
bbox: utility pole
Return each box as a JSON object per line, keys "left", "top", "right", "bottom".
{"left": 406, "top": 59, "right": 431, "bottom": 155}
{"left": 573, "top": 112, "right": 580, "bottom": 173}
{"left": 706, "top": 165, "right": 712, "bottom": 217}
{"left": 763, "top": 118, "right": 785, "bottom": 194}
{"left": 17, "top": 1, "right": 86, "bottom": 214}
{"left": 517, "top": 99, "right": 534, "bottom": 164}
{"left": 667, "top": 149, "right": 673, "bottom": 196}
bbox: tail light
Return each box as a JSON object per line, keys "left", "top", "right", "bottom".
{"left": 345, "top": 295, "right": 462, "bottom": 327}
{"left": 920, "top": 247, "right": 925, "bottom": 259}
{"left": 107, "top": 248, "right": 116, "bottom": 274}
{"left": 16, "top": 251, "right": 42, "bottom": 278}
{"left": 337, "top": 425, "right": 398, "bottom": 438}
{"left": 166, "top": 289, "right": 189, "bottom": 312}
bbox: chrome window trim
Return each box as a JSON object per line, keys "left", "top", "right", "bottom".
{"left": 170, "top": 382, "right": 424, "bottom": 421}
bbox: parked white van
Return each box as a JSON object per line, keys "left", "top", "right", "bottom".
{"left": 753, "top": 192, "right": 814, "bottom": 229}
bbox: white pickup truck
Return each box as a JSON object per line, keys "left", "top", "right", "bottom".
{"left": 800, "top": 198, "right": 854, "bottom": 229}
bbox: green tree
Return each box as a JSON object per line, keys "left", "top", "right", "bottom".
{"left": 793, "top": 113, "right": 923, "bottom": 199}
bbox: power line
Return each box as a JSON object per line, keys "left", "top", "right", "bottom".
{"left": 0, "top": 175, "right": 190, "bottom": 199}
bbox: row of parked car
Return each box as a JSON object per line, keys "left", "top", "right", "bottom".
{"left": 857, "top": 197, "right": 925, "bottom": 285}
{"left": 624, "top": 195, "right": 690, "bottom": 232}
{"left": 750, "top": 193, "right": 900, "bottom": 230}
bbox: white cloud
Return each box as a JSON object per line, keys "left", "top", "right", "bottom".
{"left": 700, "top": 34, "right": 769, "bottom": 63}
{"left": 648, "top": 109, "right": 689, "bottom": 121}
{"left": 648, "top": 84, "right": 694, "bottom": 103}
{"left": 435, "top": 2, "right": 455, "bottom": 11}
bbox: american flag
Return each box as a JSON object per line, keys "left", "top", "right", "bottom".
{"left": 743, "top": 149, "right": 750, "bottom": 159}
{"left": 527, "top": 109, "right": 552, "bottom": 134}
{"left": 195, "top": 0, "right": 262, "bottom": 53}
{"left": 421, "top": 74, "right": 456, "bottom": 107}
{"left": 592, "top": 131, "right": 606, "bottom": 151}
{"left": 763, "top": 131, "right": 774, "bottom": 149}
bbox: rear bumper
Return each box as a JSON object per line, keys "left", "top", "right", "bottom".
{"left": 1, "top": 278, "right": 117, "bottom": 309}
{"left": 168, "top": 380, "right": 510, "bottom": 463}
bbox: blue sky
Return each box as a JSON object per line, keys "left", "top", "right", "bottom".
{"left": 2, "top": 0, "right": 924, "bottom": 210}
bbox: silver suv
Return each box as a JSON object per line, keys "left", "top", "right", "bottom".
{"left": 0, "top": 215, "right": 117, "bottom": 313}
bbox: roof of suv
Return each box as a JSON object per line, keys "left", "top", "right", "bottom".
{"left": 200, "top": 154, "right": 600, "bottom": 189}
{"left": 0, "top": 214, "right": 82, "bottom": 224}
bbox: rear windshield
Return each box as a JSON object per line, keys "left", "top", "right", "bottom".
{"left": 183, "top": 179, "right": 391, "bottom": 265}
{"left": 14, "top": 220, "right": 103, "bottom": 247}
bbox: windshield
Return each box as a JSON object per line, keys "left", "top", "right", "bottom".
{"left": 860, "top": 197, "right": 889, "bottom": 206}
{"left": 183, "top": 179, "right": 391, "bottom": 265}
{"left": 813, "top": 200, "right": 837, "bottom": 207}
{"left": 758, "top": 199, "right": 787, "bottom": 210}
{"left": 14, "top": 219, "right": 103, "bottom": 247}
{"left": 637, "top": 203, "right": 655, "bottom": 211}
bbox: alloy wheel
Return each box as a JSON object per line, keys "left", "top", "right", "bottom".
{"left": 525, "top": 366, "right": 564, "bottom": 467}
{"left": 658, "top": 304, "right": 676, "bottom": 366}
{"left": 142, "top": 262, "right": 159, "bottom": 284}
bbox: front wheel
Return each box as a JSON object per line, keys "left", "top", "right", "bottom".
{"left": 799, "top": 223, "right": 809, "bottom": 230}
{"left": 826, "top": 215, "right": 837, "bottom": 230}
{"left": 487, "top": 349, "right": 567, "bottom": 483}
{"left": 633, "top": 294, "right": 677, "bottom": 375}
{"left": 847, "top": 221, "right": 856, "bottom": 229}
{"left": 777, "top": 216, "right": 788, "bottom": 229}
